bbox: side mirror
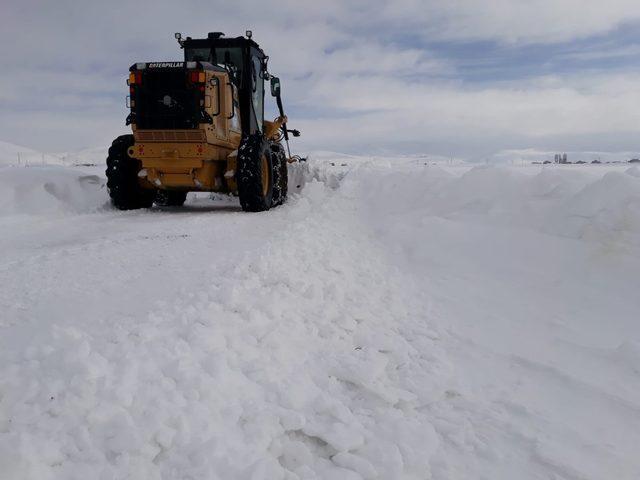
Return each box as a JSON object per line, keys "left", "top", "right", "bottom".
{"left": 270, "top": 77, "right": 281, "bottom": 97}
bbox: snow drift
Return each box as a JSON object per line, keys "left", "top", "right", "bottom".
{"left": 0, "top": 166, "right": 107, "bottom": 215}
{"left": 349, "top": 162, "right": 640, "bottom": 246}
{"left": 1, "top": 157, "right": 639, "bottom": 479}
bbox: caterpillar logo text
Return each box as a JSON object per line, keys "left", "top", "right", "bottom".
{"left": 147, "top": 62, "right": 184, "bottom": 68}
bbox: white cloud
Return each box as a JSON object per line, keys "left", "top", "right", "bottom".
{"left": 292, "top": 72, "right": 640, "bottom": 156}
{"left": 2, "top": 0, "right": 640, "bottom": 155}
{"left": 379, "top": 0, "right": 640, "bottom": 44}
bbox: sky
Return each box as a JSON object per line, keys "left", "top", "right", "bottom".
{"left": 2, "top": 0, "right": 640, "bottom": 160}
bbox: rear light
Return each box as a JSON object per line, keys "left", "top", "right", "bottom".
{"left": 128, "top": 71, "right": 143, "bottom": 85}
{"left": 189, "top": 71, "right": 206, "bottom": 83}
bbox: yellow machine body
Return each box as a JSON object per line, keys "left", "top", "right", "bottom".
{"left": 128, "top": 67, "right": 287, "bottom": 194}
{"left": 128, "top": 69, "right": 242, "bottom": 193}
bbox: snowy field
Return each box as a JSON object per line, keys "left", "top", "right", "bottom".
{"left": 1, "top": 149, "right": 639, "bottom": 479}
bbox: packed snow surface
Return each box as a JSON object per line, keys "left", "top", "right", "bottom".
{"left": 0, "top": 157, "right": 639, "bottom": 479}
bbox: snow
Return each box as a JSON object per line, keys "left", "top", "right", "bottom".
{"left": 56, "top": 147, "right": 109, "bottom": 167}
{"left": 0, "top": 151, "right": 639, "bottom": 479}
{"left": 0, "top": 166, "right": 107, "bottom": 215}
{"left": 0, "top": 141, "right": 107, "bottom": 168}
{"left": 0, "top": 141, "right": 65, "bottom": 167}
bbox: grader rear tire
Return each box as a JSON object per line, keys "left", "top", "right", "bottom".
{"left": 106, "top": 135, "right": 155, "bottom": 210}
{"left": 237, "top": 134, "right": 275, "bottom": 212}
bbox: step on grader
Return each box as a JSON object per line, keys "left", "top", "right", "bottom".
{"left": 106, "top": 31, "right": 302, "bottom": 211}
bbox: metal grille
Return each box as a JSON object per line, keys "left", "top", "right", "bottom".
{"left": 135, "top": 130, "right": 205, "bottom": 142}
{"left": 133, "top": 69, "right": 200, "bottom": 130}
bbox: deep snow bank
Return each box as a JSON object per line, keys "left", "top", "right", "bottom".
{"left": 346, "top": 162, "right": 640, "bottom": 246}
{"left": 1, "top": 158, "right": 639, "bottom": 479}
{"left": 547, "top": 167, "right": 640, "bottom": 243}
{"left": 339, "top": 161, "right": 640, "bottom": 479}
{"left": 0, "top": 166, "right": 107, "bottom": 215}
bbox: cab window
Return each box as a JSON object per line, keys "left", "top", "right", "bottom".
{"left": 251, "top": 55, "right": 264, "bottom": 132}
{"left": 185, "top": 46, "right": 244, "bottom": 86}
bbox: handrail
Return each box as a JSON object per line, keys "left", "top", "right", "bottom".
{"left": 227, "top": 82, "right": 235, "bottom": 120}
{"left": 210, "top": 77, "right": 221, "bottom": 117}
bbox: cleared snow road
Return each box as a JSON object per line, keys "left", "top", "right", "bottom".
{"left": 0, "top": 199, "right": 280, "bottom": 330}
{"left": 1, "top": 160, "right": 639, "bottom": 479}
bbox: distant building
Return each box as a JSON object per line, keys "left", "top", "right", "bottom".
{"left": 554, "top": 153, "right": 569, "bottom": 164}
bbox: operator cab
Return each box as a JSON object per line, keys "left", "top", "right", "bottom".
{"left": 181, "top": 32, "right": 267, "bottom": 135}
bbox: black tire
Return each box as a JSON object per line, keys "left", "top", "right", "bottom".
{"left": 271, "top": 143, "right": 288, "bottom": 206}
{"left": 237, "top": 134, "right": 275, "bottom": 212}
{"left": 106, "top": 135, "right": 155, "bottom": 210}
{"left": 155, "top": 191, "right": 188, "bottom": 207}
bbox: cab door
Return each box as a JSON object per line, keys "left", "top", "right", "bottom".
{"left": 250, "top": 53, "right": 264, "bottom": 134}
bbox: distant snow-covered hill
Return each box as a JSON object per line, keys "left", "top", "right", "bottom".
{"left": 0, "top": 140, "right": 107, "bottom": 167}
{"left": 0, "top": 140, "right": 64, "bottom": 167}
{"left": 57, "top": 146, "right": 108, "bottom": 167}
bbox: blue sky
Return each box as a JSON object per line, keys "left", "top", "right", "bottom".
{"left": 432, "top": 28, "right": 640, "bottom": 83}
{"left": 2, "top": 0, "right": 640, "bottom": 159}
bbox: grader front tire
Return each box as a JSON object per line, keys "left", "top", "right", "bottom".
{"left": 237, "top": 134, "right": 275, "bottom": 212}
{"left": 271, "top": 143, "right": 288, "bottom": 207}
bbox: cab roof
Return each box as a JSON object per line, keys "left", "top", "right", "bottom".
{"left": 182, "top": 33, "right": 265, "bottom": 58}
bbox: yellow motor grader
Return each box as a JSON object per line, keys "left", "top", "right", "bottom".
{"left": 106, "top": 31, "right": 302, "bottom": 211}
